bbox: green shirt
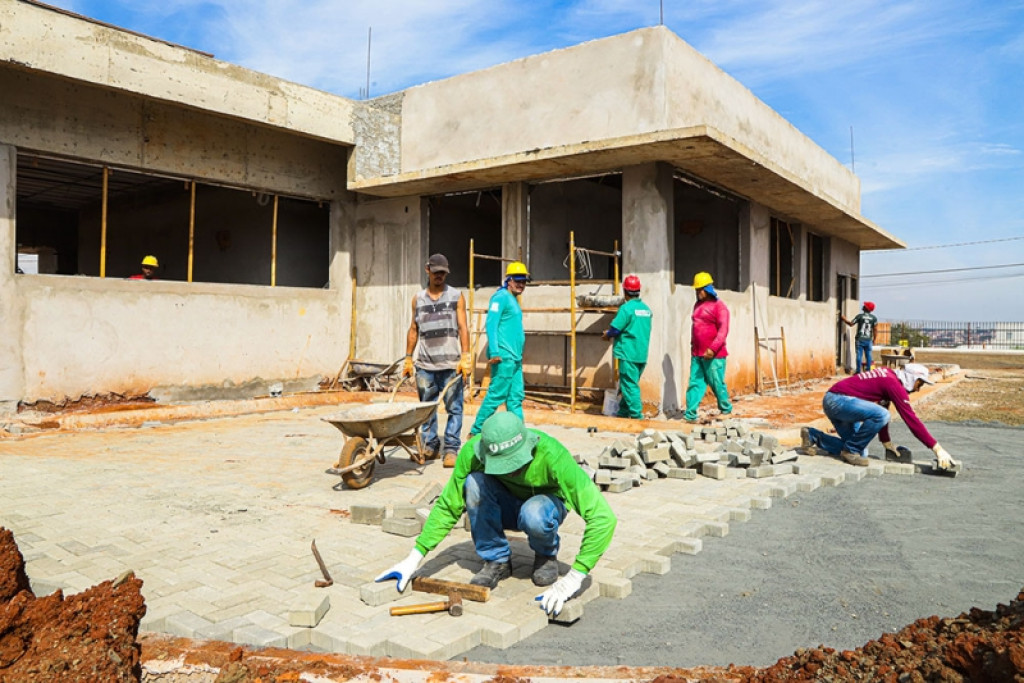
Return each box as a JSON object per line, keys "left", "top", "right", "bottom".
{"left": 485, "top": 287, "right": 525, "bottom": 361}
{"left": 610, "top": 298, "right": 652, "bottom": 363}
{"left": 852, "top": 312, "right": 878, "bottom": 341}
{"left": 415, "top": 431, "right": 617, "bottom": 574}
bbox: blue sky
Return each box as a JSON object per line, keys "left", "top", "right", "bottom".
{"left": 51, "top": 0, "right": 1024, "bottom": 321}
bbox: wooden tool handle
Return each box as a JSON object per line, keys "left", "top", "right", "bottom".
{"left": 389, "top": 601, "right": 449, "bottom": 616}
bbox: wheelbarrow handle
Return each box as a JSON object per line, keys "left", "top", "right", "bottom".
{"left": 389, "top": 368, "right": 463, "bottom": 404}
{"left": 388, "top": 373, "right": 411, "bottom": 403}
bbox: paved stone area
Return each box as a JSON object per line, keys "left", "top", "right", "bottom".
{"left": 0, "top": 405, "right": 899, "bottom": 660}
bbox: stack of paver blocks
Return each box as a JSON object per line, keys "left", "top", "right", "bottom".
{"left": 351, "top": 481, "right": 471, "bottom": 539}
{"left": 577, "top": 421, "right": 805, "bottom": 491}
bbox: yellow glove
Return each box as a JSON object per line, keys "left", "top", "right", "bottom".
{"left": 456, "top": 352, "right": 473, "bottom": 379}
{"left": 402, "top": 356, "right": 415, "bottom": 378}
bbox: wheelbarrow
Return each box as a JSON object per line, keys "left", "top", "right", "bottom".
{"left": 322, "top": 374, "right": 460, "bottom": 489}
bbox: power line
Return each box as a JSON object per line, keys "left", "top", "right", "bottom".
{"left": 863, "top": 272, "right": 1024, "bottom": 290}
{"left": 867, "top": 235, "right": 1024, "bottom": 252}
{"left": 861, "top": 262, "right": 1024, "bottom": 278}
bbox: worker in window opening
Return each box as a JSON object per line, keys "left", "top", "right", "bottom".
{"left": 375, "top": 412, "right": 617, "bottom": 616}
{"left": 683, "top": 271, "right": 733, "bottom": 422}
{"left": 129, "top": 255, "right": 159, "bottom": 280}
{"left": 403, "top": 253, "right": 472, "bottom": 468}
{"left": 841, "top": 301, "right": 878, "bottom": 373}
{"left": 602, "top": 274, "right": 652, "bottom": 419}
{"left": 468, "top": 261, "right": 529, "bottom": 436}
{"left": 800, "top": 363, "right": 961, "bottom": 472}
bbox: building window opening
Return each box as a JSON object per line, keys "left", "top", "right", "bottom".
{"left": 527, "top": 174, "right": 622, "bottom": 282}
{"left": 806, "top": 231, "right": 826, "bottom": 302}
{"left": 672, "top": 172, "right": 740, "bottom": 289}
{"left": 427, "top": 189, "right": 502, "bottom": 288}
{"left": 15, "top": 152, "right": 329, "bottom": 288}
{"left": 770, "top": 216, "right": 796, "bottom": 298}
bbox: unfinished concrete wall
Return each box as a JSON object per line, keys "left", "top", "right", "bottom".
{"left": 831, "top": 236, "right": 861, "bottom": 319}
{"left": 0, "top": 145, "right": 24, "bottom": 412}
{"left": 1, "top": 0, "right": 356, "bottom": 146}
{"left": 16, "top": 276, "right": 347, "bottom": 401}
{"left": 528, "top": 179, "right": 621, "bottom": 281}
{"left": 352, "top": 198, "right": 424, "bottom": 363}
{"left": 0, "top": 69, "right": 348, "bottom": 200}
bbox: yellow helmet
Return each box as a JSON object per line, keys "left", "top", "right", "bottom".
{"left": 142, "top": 255, "right": 160, "bottom": 268}
{"left": 692, "top": 271, "right": 713, "bottom": 289}
{"left": 505, "top": 261, "right": 529, "bottom": 278}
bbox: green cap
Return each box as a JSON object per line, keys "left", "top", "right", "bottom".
{"left": 474, "top": 412, "right": 538, "bottom": 475}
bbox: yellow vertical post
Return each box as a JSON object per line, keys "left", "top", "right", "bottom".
{"left": 613, "top": 239, "right": 620, "bottom": 295}
{"left": 99, "top": 167, "right": 109, "bottom": 278}
{"left": 187, "top": 181, "right": 196, "bottom": 283}
{"left": 570, "top": 231, "right": 577, "bottom": 413}
{"left": 270, "top": 195, "right": 279, "bottom": 287}
{"left": 781, "top": 326, "right": 790, "bottom": 387}
{"left": 754, "top": 327, "right": 761, "bottom": 394}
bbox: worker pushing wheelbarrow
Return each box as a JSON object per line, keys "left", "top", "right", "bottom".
{"left": 322, "top": 375, "right": 460, "bottom": 489}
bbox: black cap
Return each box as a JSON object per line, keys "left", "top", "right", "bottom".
{"left": 427, "top": 253, "right": 450, "bottom": 273}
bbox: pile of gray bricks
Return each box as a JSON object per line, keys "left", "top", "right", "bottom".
{"left": 576, "top": 421, "right": 803, "bottom": 491}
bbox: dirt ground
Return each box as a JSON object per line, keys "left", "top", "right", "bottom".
{"left": 914, "top": 368, "right": 1024, "bottom": 427}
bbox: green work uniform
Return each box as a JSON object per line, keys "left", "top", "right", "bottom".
{"left": 610, "top": 298, "right": 652, "bottom": 419}
{"left": 415, "top": 430, "right": 617, "bottom": 574}
{"left": 470, "top": 287, "right": 525, "bottom": 434}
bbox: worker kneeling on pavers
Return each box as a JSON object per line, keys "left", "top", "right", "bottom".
{"left": 376, "top": 412, "right": 617, "bottom": 616}
{"left": 800, "top": 363, "right": 960, "bottom": 471}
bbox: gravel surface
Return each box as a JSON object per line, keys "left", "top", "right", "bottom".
{"left": 462, "top": 420, "right": 1024, "bottom": 668}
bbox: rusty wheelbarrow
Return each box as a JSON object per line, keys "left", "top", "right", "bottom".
{"left": 322, "top": 375, "right": 460, "bottom": 489}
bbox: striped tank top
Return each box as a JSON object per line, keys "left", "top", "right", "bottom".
{"left": 414, "top": 286, "right": 462, "bottom": 371}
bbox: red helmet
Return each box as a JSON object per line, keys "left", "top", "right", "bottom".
{"left": 623, "top": 275, "right": 641, "bottom": 293}
{"left": 863, "top": 301, "right": 876, "bottom": 312}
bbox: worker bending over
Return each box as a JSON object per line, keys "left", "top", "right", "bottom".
{"left": 801, "top": 363, "right": 960, "bottom": 471}
{"left": 376, "top": 412, "right": 617, "bottom": 617}
{"left": 602, "top": 274, "right": 652, "bottom": 419}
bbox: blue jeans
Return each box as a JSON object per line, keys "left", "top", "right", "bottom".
{"left": 806, "top": 391, "right": 890, "bottom": 456}
{"left": 464, "top": 472, "right": 567, "bottom": 562}
{"left": 415, "top": 368, "right": 463, "bottom": 454}
{"left": 855, "top": 339, "right": 874, "bottom": 373}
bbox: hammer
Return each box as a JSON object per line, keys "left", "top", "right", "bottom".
{"left": 389, "top": 592, "right": 462, "bottom": 617}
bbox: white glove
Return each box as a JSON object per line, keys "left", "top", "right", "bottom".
{"left": 374, "top": 548, "right": 423, "bottom": 592}
{"left": 932, "top": 444, "right": 956, "bottom": 470}
{"left": 536, "top": 568, "right": 585, "bottom": 616}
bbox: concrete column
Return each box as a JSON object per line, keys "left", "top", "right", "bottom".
{"left": 621, "top": 162, "right": 673, "bottom": 415}
{"left": 328, "top": 195, "right": 355, "bottom": 359}
{"left": 0, "top": 144, "right": 24, "bottom": 413}
{"left": 501, "top": 182, "right": 528, "bottom": 265}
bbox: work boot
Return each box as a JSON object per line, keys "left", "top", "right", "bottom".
{"left": 470, "top": 560, "right": 511, "bottom": 589}
{"left": 840, "top": 450, "right": 870, "bottom": 467}
{"left": 798, "top": 427, "right": 826, "bottom": 456}
{"left": 531, "top": 554, "right": 559, "bottom": 587}
{"left": 420, "top": 447, "right": 439, "bottom": 461}
{"left": 442, "top": 451, "right": 457, "bottom": 468}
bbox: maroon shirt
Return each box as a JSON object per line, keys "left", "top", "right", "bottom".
{"left": 828, "top": 368, "right": 937, "bottom": 449}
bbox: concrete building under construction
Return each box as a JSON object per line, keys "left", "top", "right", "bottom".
{"left": 0, "top": 0, "right": 902, "bottom": 415}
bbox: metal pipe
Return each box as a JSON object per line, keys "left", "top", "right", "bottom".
{"left": 350, "top": 267, "right": 358, "bottom": 359}
{"left": 468, "top": 239, "right": 476, "bottom": 400}
{"left": 613, "top": 239, "right": 620, "bottom": 295}
{"left": 570, "top": 231, "right": 577, "bottom": 414}
{"left": 100, "top": 167, "right": 108, "bottom": 278}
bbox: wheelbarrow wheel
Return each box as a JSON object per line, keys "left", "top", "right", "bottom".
{"left": 338, "top": 437, "right": 375, "bottom": 489}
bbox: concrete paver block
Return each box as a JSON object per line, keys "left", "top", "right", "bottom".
{"left": 350, "top": 504, "right": 386, "bottom": 525}
{"left": 701, "top": 462, "right": 729, "bottom": 479}
{"left": 410, "top": 481, "right": 443, "bottom": 506}
{"left": 382, "top": 517, "right": 422, "bottom": 537}
{"left": 392, "top": 503, "right": 419, "bottom": 519}
{"left": 606, "top": 478, "right": 632, "bottom": 493}
{"left": 769, "top": 481, "right": 798, "bottom": 498}
{"left": 289, "top": 591, "right": 330, "bottom": 627}
{"left": 233, "top": 623, "right": 288, "bottom": 649}
{"left": 164, "top": 610, "right": 215, "bottom": 639}
{"left": 750, "top": 496, "right": 772, "bottom": 510}
{"left": 360, "top": 581, "right": 404, "bottom": 606}
{"left": 703, "top": 521, "right": 729, "bottom": 538}
{"left": 728, "top": 508, "right": 751, "bottom": 522}
{"left": 667, "top": 467, "right": 697, "bottom": 479}
{"left": 550, "top": 598, "right": 584, "bottom": 624}
{"left": 639, "top": 553, "right": 671, "bottom": 575}
{"left": 884, "top": 463, "right": 916, "bottom": 475}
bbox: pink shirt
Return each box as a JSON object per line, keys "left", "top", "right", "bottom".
{"left": 829, "top": 368, "right": 937, "bottom": 449}
{"left": 690, "top": 298, "right": 729, "bottom": 358}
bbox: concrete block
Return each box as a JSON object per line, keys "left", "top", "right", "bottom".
{"left": 725, "top": 440, "right": 744, "bottom": 454}
{"left": 672, "top": 537, "right": 702, "bottom": 555}
{"left": 651, "top": 461, "right": 671, "bottom": 477}
{"left": 642, "top": 444, "right": 671, "bottom": 464}
{"left": 884, "top": 462, "right": 916, "bottom": 476}
{"left": 410, "top": 481, "right": 443, "bottom": 506}
{"left": 359, "top": 581, "right": 404, "bottom": 607}
{"left": 636, "top": 436, "right": 656, "bottom": 453}
{"left": 728, "top": 508, "right": 751, "bottom": 522}
{"left": 625, "top": 449, "right": 644, "bottom": 466}
{"left": 746, "top": 464, "right": 775, "bottom": 479}
{"left": 164, "top": 611, "right": 214, "bottom": 639}
{"left": 476, "top": 615, "right": 521, "bottom": 649}
{"left": 550, "top": 598, "right": 585, "bottom": 624}
{"left": 640, "top": 554, "right": 671, "bottom": 575}
{"left": 796, "top": 477, "right": 822, "bottom": 493}
{"left": 595, "top": 469, "right": 613, "bottom": 485}
{"left": 771, "top": 463, "right": 795, "bottom": 476}
{"left": 821, "top": 473, "right": 845, "bottom": 486}
{"left": 382, "top": 517, "right": 422, "bottom": 537}
{"left": 233, "top": 624, "right": 288, "bottom": 649}
{"left": 694, "top": 451, "right": 720, "bottom": 464}
{"left": 599, "top": 455, "right": 628, "bottom": 469}
{"left": 769, "top": 481, "right": 798, "bottom": 498}
{"left": 611, "top": 439, "right": 633, "bottom": 455}
{"left": 350, "top": 504, "right": 386, "bottom": 526}
{"left": 701, "top": 462, "right": 729, "bottom": 480}
{"left": 866, "top": 463, "right": 886, "bottom": 477}
{"left": 392, "top": 503, "right": 419, "bottom": 519}
{"left": 667, "top": 467, "right": 697, "bottom": 480}
{"left": 770, "top": 449, "right": 798, "bottom": 464}
{"left": 288, "top": 591, "right": 330, "bottom": 628}
{"left": 844, "top": 468, "right": 867, "bottom": 482}
{"left": 760, "top": 435, "right": 780, "bottom": 450}
{"left": 750, "top": 496, "right": 772, "bottom": 510}
{"left": 596, "top": 575, "right": 632, "bottom": 599}
{"left": 643, "top": 469, "right": 659, "bottom": 481}
{"left": 640, "top": 427, "right": 666, "bottom": 442}
{"left": 606, "top": 478, "right": 632, "bottom": 493}
{"left": 704, "top": 521, "right": 729, "bottom": 538}
{"left": 728, "top": 453, "right": 751, "bottom": 467}
{"left": 791, "top": 463, "right": 807, "bottom": 474}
